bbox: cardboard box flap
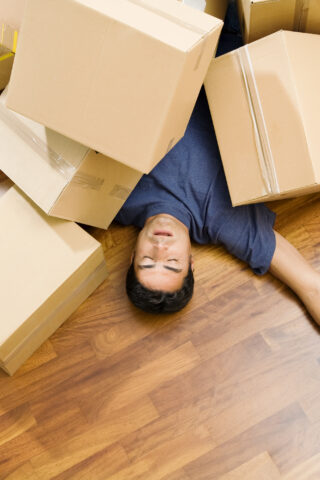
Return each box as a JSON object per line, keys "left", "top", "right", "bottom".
{"left": 51, "top": 150, "right": 142, "bottom": 228}
{"left": 238, "top": 0, "right": 320, "bottom": 43}
{"left": 284, "top": 30, "right": 320, "bottom": 182}
{"left": 0, "top": 186, "right": 102, "bottom": 355}
{"left": 250, "top": 0, "right": 296, "bottom": 40}
{"left": 7, "top": 0, "right": 222, "bottom": 173}
{"left": 76, "top": 0, "right": 222, "bottom": 50}
{"left": 0, "top": 89, "right": 89, "bottom": 212}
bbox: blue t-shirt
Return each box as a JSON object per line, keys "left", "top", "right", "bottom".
{"left": 116, "top": 4, "right": 276, "bottom": 275}
{"left": 115, "top": 88, "right": 276, "bottom": 275}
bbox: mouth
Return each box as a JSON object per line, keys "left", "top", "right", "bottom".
{"left": 153, "top": 230, "right": 173, "bottom": 236}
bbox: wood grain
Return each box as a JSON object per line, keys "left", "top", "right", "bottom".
{"left": 2, "top": 169, "right": 320, "bottom": 479}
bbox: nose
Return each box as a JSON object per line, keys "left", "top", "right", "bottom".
{"left": 152, "top": 238, "right": 169, "bottom": 257}
{"left": 152, "top": 234, "right": 169, "bottom": 245}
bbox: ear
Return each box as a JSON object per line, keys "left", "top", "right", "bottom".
{"left": 190, "top": 254, "right": 195, "bottom": 272}
{"left": 130, "top": 251, "right": 135, "bottom": 264}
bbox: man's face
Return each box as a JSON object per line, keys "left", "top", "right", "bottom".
{"left": 133, "top": 214, "right": 193, "bottom": 292}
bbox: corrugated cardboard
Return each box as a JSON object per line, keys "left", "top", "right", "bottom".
{"left": 0, "top": 89, "right": 142, "bottom": 229}
{"left": 237, "top": 0, "right": 320, "bottom": 44}
{"left": 0, "top": 44, "right": 14, "bottom": 89}
{"left": 204, "top": 30, "right": 320, "bottom": 206}
{"left": 0, "top": 186, "right": 108, "bottom": 376}
{"left": 6, "top": 0, "right": 223, "bottom": 174}
{"left": 177, "top": 0, "right": 229, "bottom": 20}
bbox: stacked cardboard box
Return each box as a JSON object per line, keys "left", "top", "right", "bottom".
{"left": 0, "top": 0, "right": 223, "bottom": 373}
{"left": 205, "top": 30, "right": 320, "bottom": 206}
{"left": 237, "top": 0, "right": 320, "bottom": 44}
{"left": 6, "top": 0, "right": 223, "bottom": 173}
{"left": 0, "top": 181, "right": 108, "bottom": 375}
{"left": 0, "top": 89, "right": 142, "bottom": 229}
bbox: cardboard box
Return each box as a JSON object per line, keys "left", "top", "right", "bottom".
{"left": 0, "top": 89, "right": 142, "bottom": 229}
{"left": 0, "top": 0, "right": 27, "bottom": 30}
{"left": 0, "top": 185, "right": 108, "bottom": 375}
{"left": 177, "top": 0, "right": 229, "bottom": 20}
{"left": 204, "top": 30, "right": 320, "bottom": 206}
{"left": 237, "top": 0, "right": 320, "bottom": 44}
{"left": 6, "top": 0, "right": 223, "bottom": 174}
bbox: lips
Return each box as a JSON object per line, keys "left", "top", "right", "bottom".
{"left": 153, "top": 230, "right": 173, "bottom": 236}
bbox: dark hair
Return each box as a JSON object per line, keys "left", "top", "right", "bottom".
{"left": 126, "top": 262, "right": 194, "bottom": 314}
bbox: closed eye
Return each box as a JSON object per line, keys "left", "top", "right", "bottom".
{"left": 137, "top": 264, "right": 182, "bottom": 273}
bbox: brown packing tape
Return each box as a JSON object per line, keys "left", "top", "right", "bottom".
{"left": 109, "top": 184, "right": 132, "bottom": 200}
{"left": 293, "top": 0, "right": 310, "bottom": 32}
{"left": 71, "top": 171, "right": 105, "bottom": 191}
{"left": 237, "top": 46, "right": 280, "bottom": 195}
{"left": 127, "top": 0, "right": 208, "bottom": 35}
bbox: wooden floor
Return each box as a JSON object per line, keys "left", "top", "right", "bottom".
{"left": 2, "top": 190, "right": 320, "bottom": 479}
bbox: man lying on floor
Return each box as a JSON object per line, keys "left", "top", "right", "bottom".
{"left": 115, "top": 88, "right": 320, "bottom": 324}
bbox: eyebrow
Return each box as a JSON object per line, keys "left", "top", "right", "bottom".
{"left": 137, "top": 264, "right": 183, "bottom": 273}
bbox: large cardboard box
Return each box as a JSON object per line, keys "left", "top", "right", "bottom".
{"left": 0, "top": 89, "right": 142, "bottom": 229}
{"left": 237, "top": 0, "right": 320, "bottom": 44}
{"left": 177, "top": 0, "right": 229, "bottom": 20}
{"left": 6, "top": 0, "right": 223, "bottom": 174}
{"left": 204, "top": 30, "right": 320, "bottom": 206}
{"left": 0, "top": 184, "right": 108, "bottom": 375}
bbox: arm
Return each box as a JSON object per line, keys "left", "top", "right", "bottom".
{"left": 269, "top": 230, "right": 320, "bottom": 325}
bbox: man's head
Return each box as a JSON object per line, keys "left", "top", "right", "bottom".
{"left": 126, "top": 214, "right": 194, "bottom": 313}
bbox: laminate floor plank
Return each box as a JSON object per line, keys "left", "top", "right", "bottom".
{"left": 1, "top": 176, "right": 320, "bottom": 478}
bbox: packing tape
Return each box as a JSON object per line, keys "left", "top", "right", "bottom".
{"left": 0, "top": 102, "right": 76, "bottom": 178}
{"left": 0, "top": 102, "right": 107, "bottom": 190}
{"left": 71, "top": 171, "right": 105, "bottom": 190}
{"left": 293, "top": 0, "right": 310, "bottom": 31}
{"left": 127, "top": 0, "right": 208, "bottom": 36}
{"left": 237, "top": 46, "right": 280, "bottom": 195}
